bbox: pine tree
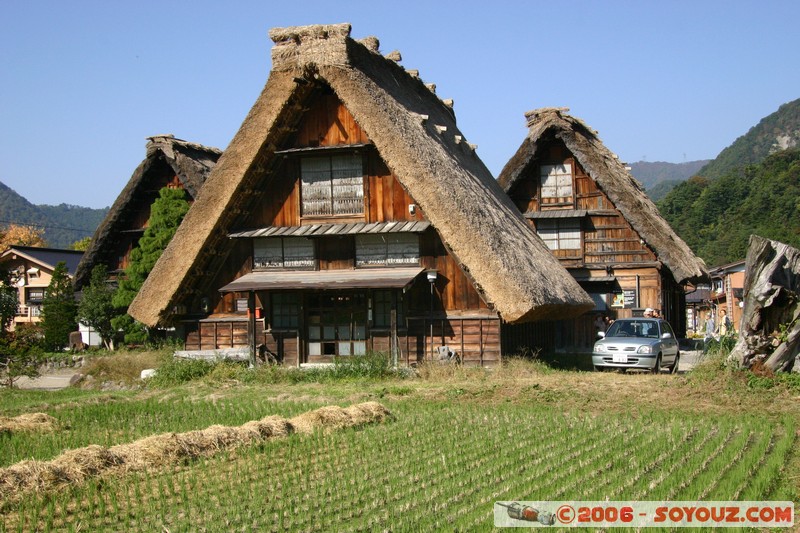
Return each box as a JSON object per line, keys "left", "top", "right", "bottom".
{"left": 78, "top": 264, "right": 116, "bottom": 349}
{"left": 40, "top": 261, "right": 77, "bottom": 351}
{"left": 112, "top": 187, "right": 190, "bottom": 344}
{"left": 0, "top": 268, "right": 18, "bottom": 333}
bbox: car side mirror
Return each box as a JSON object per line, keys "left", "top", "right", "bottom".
{"left": 661, "top": 332, "right": 672, "bottom": 339}
{"left": 597, "top": 331, "right": 606, "bottom": 339}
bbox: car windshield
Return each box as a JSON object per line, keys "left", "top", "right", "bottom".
{"left": 606, "top": 320, "right": 659, "bottom": 339}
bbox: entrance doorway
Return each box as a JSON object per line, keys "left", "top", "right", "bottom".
{"left": 306, "top": 292, "right": 367, "bottom": 359}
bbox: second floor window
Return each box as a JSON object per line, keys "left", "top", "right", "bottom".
{"left": 26, "top": 288, "right": 45, "bottom": 304}
{"left": 540, "top": 163, "right": 573, "bottom": 200}
{"left": 254, "top": 237, "right": 315, "bottom": 269}
{"left": 355, "top": 233, "right": 420, "bottom": 267}
{"left": 536, "top": 219, "right": 581, "bottom": 250}
{"left": 301, "top": 153, "right": 364, "bottom": 216}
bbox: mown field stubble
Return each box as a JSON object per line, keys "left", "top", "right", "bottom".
{"left": 0, "top": 353, "right": 798, "bottom": 531}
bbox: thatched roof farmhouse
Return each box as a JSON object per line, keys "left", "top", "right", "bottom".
{"left": 498, "top": 107, "right": 708, "bottom": 349}
{"left": 128, "top": 24, "right": 593, "bottom": 365}
{"left": 499, "top": 107, "right": 708, "bottom": 285}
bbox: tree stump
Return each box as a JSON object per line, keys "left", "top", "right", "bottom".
{"left": 728, "top": 235, "right": 800, "bottom": 372}
{"left": 68, "top": 331, "right": 85, "bottom": 352}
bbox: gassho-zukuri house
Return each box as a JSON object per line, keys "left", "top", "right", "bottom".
{"left": 128, "top": 23, "right": 594, "bottom": 366}
{"left": 498, "top": 107, "right": 709, "bottom": 352}
{"left": 74, "top": 135, "right": 221, "bottom": 291}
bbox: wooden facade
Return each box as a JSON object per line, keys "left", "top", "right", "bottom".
{"left": 181, "top": 94, "right": 502, "bottom": 365}
{"left": 503, "top": 138, "right": 687, "bottom": 352}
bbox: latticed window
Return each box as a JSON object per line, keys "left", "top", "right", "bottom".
{"left": 253, "top": 238, "right": 315, "bottom": 269}
{"left": 536, "top": 219, "right": 581, "bottom": 250}
{"left": 540, "top": 163, "right": 573, "bottom": 199}
{"left": 301, "top": 154, "right": 364, "bottom": 216}
{"left": 372, "top": 289, "right": 405, "bottom": 328}
{"left": 355, "top": 233, "right": 419, "bottom": 267}
{"left": 272, "top": 292, "right": 300, "bottom": 329}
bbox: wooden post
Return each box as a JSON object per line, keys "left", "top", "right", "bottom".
{"left": 248, "top": 290, "right": 256, "bottom": 368}
{"left": 390, "top": 291, "right": 398, "bottom": 367}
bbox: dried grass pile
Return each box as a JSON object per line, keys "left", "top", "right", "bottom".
{"left": 0, "top": 402, "right": 391, "bottom": 502}
{"left": 289, "top": 402, "right": 391, "bottom": 434}
{"left": 0, "top": 413, "right": 58, "bottom": 435}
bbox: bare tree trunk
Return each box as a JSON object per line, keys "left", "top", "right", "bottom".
{"left": 729, "top": 236, "right": 800, "bottom": 372}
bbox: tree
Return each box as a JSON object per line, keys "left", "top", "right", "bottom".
{"left": 112, "top": 187, "right": 190, "bottom": 344}
{"left": 0, "top": 269, "right": 42, "bottom": 388}
{"left": 0, "top": 268, "right": 19, "bottom": 332}
{"left": 77, "top": 264, "right": 116, "bottom": 350}
{"left": 0, "top": 224, "right": 46, "bottom": 250}
{"left": 70, "top": 236, "right": 92, "bottom": 251}
{"left": 40, "top": 261, "right": 77, "bottom": 351}
{"left": 0, "top": 324, "right": 43, "bottom": 388}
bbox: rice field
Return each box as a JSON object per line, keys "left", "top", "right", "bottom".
{"left": 1, "top": 394, "right": 796, "bottom": 532}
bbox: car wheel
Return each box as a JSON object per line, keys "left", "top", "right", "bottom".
{"left": 669, "top": 353, "right": 680, "bottom": 374}
{"left": 650, "top": 354, "right": 662, "bottom": 374}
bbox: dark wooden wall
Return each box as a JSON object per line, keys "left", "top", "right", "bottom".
{"left": 208, "top": 93, "right": 489, "bottom": 317}
{"left": 507, "top": 140, "right": 657, "bottom": 268}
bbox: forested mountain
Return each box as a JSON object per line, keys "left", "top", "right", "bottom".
{"left": 698, "top": 98, "right": 800, "bottom": 180}
{"left": 645, "top": 179, "right": 684, "bottom": 202}
{"left": 629, "top": 160, "right": 710, "bottom": 190}
{"left": 0, "top": 181, "right": 108, "bottom": 248}
{"left": 657, "top": 98, "right": 800, "bottom": 266}
{"left": 627, "top": 160, "right": 710, "bottom": 201}
{"left": 658, "top": 148, "right": 800, "bottom": 266}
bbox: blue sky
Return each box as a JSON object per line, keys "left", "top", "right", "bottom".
{"left": 1, "top": 1, "right": 798, "bottom": 209}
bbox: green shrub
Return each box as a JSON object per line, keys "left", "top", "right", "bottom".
{"left": 149, "top": 358, "right": 215, "bottom": 387}
{"left": 703, "top": 332, "right": 737, "bottom": 354}
{"left": 746, "top": 370, "right": 800, "bottom": 393}
{"left": 330, "top": 351, "right": 392, "bottom": 379}
{"left": 204, "top": 361, "right": 253, "bottom": 384}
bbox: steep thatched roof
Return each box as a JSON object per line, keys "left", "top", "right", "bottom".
{"left": 74, "top": 136, "right": 221, "bottom": 289}
{"left": 129, "top": 23, "right": 593, "bottom": 327}
{"left": 498, "top": 107, "right": 709, "bottom": 285}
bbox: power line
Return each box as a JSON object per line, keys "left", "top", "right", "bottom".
{"left": 0, "top": 218, "right": 95, "bottom": 236}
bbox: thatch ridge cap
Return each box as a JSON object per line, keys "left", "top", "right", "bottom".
{"left": 268, "top": 23, "right": 352, "bottom": 44}
{"left": 146, "top": 135, "right": 223, "bottom": 157}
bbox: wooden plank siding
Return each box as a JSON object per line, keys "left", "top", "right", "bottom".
{"left": 404, "top": 318, "right": 501, "bottom": 365}
{"left": 507, "top": 140, "right": 657, "bottom": 275}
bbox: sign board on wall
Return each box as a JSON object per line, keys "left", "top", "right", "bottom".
{"left": 611, "top": 289, "right": 637, "bottom": 308}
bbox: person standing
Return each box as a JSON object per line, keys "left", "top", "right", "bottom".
{"left": 716, "top": 308, "right": 732, "bottom": 338}
{"left": 704, "top": 312, "right": 716, "bottom": 343}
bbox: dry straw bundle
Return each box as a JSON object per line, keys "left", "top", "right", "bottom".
{"left": 0, "top": 401, "right": 391, "bottom": 502}
{"left": 0, "top": 413, "right": 58, "bottom": 435}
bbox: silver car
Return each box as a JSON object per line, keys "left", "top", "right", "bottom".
{"left": 592, "top": 318, "right": 680, "bottom": 373}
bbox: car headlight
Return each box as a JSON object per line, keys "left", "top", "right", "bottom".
{"left": 637, "top": 345, "right": 652, "bottom": 354}
{"left": 594, "top": 344, "right": 607, "bottom": 353}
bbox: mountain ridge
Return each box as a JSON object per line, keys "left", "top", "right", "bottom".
{"left": 0, "top": 181, "right": 108, "bottom": 249}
